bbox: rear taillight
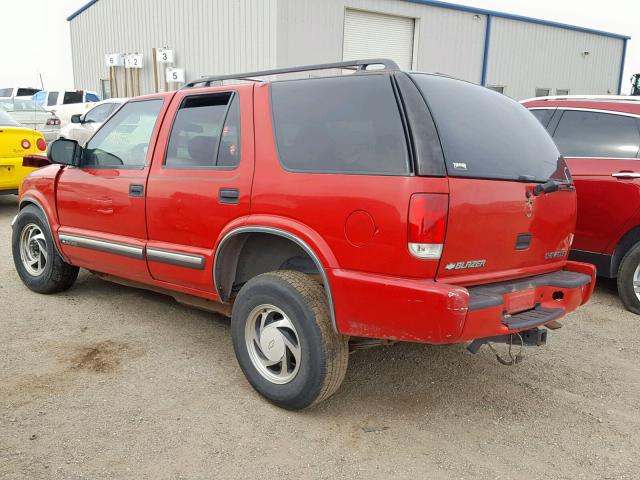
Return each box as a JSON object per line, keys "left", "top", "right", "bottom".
{"left": 408, "top": 193, "right": 448, "bottom": 259}
{"left": 46, "top": 118, "right": 61, "bottom": 126}
{"left": 36, "top": 138, "right": 47, "bottom": 151}
{"left": 21, "top": 139, "right": 31, "bottom": 149}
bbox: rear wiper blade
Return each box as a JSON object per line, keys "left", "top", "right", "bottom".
{"left": 533, "top": 179, "right": 575, "bottom": 196}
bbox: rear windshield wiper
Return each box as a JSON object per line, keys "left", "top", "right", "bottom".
{"left": 533, "top": 179, "right": 575, "bottom": 196}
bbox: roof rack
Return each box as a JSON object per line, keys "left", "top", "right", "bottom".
{"left": 183, "top": 58, "right": 400, "bottom": 88}
{"left": 521, "top": 94, "right": 640, "bottom": 103}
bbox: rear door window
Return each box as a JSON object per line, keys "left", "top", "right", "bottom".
{"left": 411, "top": 74, "right": 563, "bottom": 182}
{"left": 63, "top": 91, "right": 83, "bottom": 104}
{"left": 553, "top": 110, "right": 640, "bottom": 158}
{"left": 270, "top": 74, "right": 410, "bottom": 175}
{"left": 164, "top": 92, "right": 241, "bottom": 169}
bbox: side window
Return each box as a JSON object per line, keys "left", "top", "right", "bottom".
{"left": 535, "top": 88, "right": 551, "bottom": 97}
{"left": 47, "top": 92, "right": 58, "bottom": 106}
{"left": 84, "top": 104, "right": 113, "bottom": 123}
{"left": 86, "top": 93, "right": 100, "bottom": 102}
{"left": 554, "top": 110, "right": 640, "bottom": 158}
{"left": 529, "top": 109, "right": 554, "bottom": 128}
{"left": 63, "top": 91, "right": 83, "bottom": 104}
{"left": 84, "top": 99, "right": 163, "bottom": 169}
{"left": 271, "top": 74, "right": 410, "bottom": 175}
{"left": 165, "top": 92, "right": 241, "bottom": 169}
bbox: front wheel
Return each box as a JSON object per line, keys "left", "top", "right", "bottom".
{"left": 12, "top": 205, "right": 79, "bottom": 294}
{"left": 617, "top": 242, "right": 640, "bottom": 315}
{"left": 231, "top": 270, "right": 349, "bottom": 410}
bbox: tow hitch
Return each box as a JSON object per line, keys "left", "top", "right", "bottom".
{"left": 466, "top": 328, "right": 548, "bottom": 366}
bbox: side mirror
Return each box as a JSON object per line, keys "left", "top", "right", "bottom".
{"left": 70, "top": 114, "right": 82, "bottom": 124}
{"left": 48, "top": 139, "right": 82, "bottom": 166}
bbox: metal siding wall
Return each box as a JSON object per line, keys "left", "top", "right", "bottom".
{"left": 276, "top": 0, "right": 485, "bottom": 83}
{"left": 69, "top": 0, "right": 278, "bottom": 96}
{"left": 487, "top": 17, "right": 624, "bottom": 100}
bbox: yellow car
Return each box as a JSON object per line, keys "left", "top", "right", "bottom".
{"left": 0, "top": 109, "right": 47, "bottom": 195}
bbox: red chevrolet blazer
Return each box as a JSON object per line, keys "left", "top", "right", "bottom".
{"left": 12, "top": 60, "right": 595, "bottom": 409}
{"left": 524, "top": 96, "right": 640, "bottom": 314}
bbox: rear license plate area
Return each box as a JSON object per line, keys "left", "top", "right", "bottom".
{"left": 503, "top": 289, "right": 536, "bottom": 314}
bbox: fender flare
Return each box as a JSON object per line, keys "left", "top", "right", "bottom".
{"left": 18, "top": 195, "right": 69, "bottom": 263}
{"left": 213, "top": 225, "right": 338, "bottom": 333}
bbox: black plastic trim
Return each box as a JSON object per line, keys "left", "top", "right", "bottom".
{"left": 502, "top": 306, "right": 563, "bottom": 330}
{"left": 467, "top": 269, "right": 592, "bottom": 311}
{"left": 569, "top": 249, "right": 613, "bottom": 277}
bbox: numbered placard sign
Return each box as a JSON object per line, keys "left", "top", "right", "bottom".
{"left": 125, "top": 54, "right": 144, "bottom": 69}
{"left": 105, "top": 53, "right": 124, "bottom": 67}
{"left": 166, "top": 67, "right": 185, "bottom": 83}
{"left": 156, "top": 48, "right": 174, "bottom": 63}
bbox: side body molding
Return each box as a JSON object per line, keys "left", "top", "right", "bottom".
{"left": 213, "top": 226, "right": 338, "bottom": 332}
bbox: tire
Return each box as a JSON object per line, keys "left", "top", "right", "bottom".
{"left": 231, "top": 270, "right": 349, "bottom": 410}
{"left": 617, "top": 242, "right": 640, "bottom": 314}
{"left": 12, "top": 205, "right": 79, "bottom": 294}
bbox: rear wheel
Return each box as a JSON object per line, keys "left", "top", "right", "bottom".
{"left": 617, "top": 242, "right": 640, "bottom": 314}
{"left": 12, "top": 205, "right": 79, "bottom": 294}
{"left": 231, "top": 270, "right": 349, "bottom": 410}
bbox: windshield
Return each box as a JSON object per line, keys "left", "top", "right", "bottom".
{"left": 0, "top": 110, "right": 19, "bottom": 126}
{"left": 410, "top": 73, "right": 565, "bottom": 183}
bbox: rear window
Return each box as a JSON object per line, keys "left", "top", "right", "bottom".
{"left": 411, "top": 74, "right": 563, "bottom": 182}
{"left": 0, "top": 110, "right": 19, "bottom": 126}
{"left": 271, "top": 74, "right": 410, "bottom": 175}
{"left": 16, "top": 88, "right": 40, "bottom": 97}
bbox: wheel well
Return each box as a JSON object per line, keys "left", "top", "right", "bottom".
{"left": 215, "top": 232, "right": 323, "bottom": 302}
{"left": 611, "top": 226, "right": 640, "bottom": 277}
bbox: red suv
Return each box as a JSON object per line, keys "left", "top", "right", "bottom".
{"left": 523, "top": 96, "right": 640, "bottom": 313}
{"left": 12, "top": 60, "right": 595, "bottom": 409}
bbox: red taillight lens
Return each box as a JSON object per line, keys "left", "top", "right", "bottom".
{"left": 408, "top": 193, "right": 448, "bottom": 259}
{"left": 46, "top": 118, "right": 61, "bottom": 126}
{"left": 36, "top": 138, "right": 47, "bottom": 151}
{"left": 21, "top": 139, "right": 31, "bottom": 149}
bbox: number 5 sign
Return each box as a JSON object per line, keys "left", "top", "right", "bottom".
{"left": 105, "top": 53, "right": 124, "bottom": 67}
{"left": 166, "top": 67, "right": 185, "bottom": 83}
{"left": 125, "top": 54, "right": 144, "bottom": 69}
{"left": 156, "top": 48, "right": 174, "bottom": 63}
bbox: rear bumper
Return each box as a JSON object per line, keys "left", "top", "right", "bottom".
{"left": 0, "top": 156, "right": 34, "bottom": 192}
{"left": 330, "top": 261, "right": 596, "bottom": 344}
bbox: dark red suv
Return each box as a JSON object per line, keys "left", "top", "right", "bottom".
{"left": 523, "top": 96, "right": 640, "bottom": 313}
{"left": 12, "top": 60, "right": 595, "bottom": 409}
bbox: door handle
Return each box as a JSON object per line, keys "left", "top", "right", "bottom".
{"left": 219, "top": 188, "right": 240, "bottom": 204}
{"left": 129, "top": 184, "right": 144, "bottom": 197}
{"left": 612, "top": 172, "right": 640, "bottom": 179}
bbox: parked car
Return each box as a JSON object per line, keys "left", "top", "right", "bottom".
{"left": 0, "top": 87, "right": 41, "bottom": 98}
{"left": 32, "top": 89, "right": 100, "bottom": 108}
{"left": 32, "top": 90, "right": 101, "bottom": 127}
{"left": 12, "top": 60, "right": 595, "bottom": 409}
{"left": 523, "top": 95, "right": 640, "bottom": 313}
{"left": 0, "top": 109, "right": 46, "bottom": 195}
{"left": 0, "top": 98, "right": 61, "bottom": 142}
{"left": 59, "top": 98, "right": 126, "bottom": 145}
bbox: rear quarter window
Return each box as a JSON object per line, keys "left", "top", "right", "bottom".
{"left": 411, "top": 74, "right": 563, "bottom": 182}
{"left": 270, "top": 74, "right": 410, "bottom": 175}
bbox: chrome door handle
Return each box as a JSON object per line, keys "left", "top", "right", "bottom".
{"left": 612, "top": 172, "right": 640, "bottom": 179}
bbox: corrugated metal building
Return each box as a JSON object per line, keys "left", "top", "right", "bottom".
{"left": 67, "top": 0, "right": 630, "bottom": 100}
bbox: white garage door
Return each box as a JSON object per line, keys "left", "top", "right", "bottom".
{"left": 343, "top": 9, "right": 415, "bottom": 70}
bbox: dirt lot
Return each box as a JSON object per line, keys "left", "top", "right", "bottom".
{"left": 0, "top": 194, "right": 638, "bottom": 480}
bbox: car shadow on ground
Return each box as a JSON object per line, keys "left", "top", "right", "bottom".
{"left": 0, "top": 194, "right": 19, "bottom": 214}
{"left": 63, "top": 271, "right": 626, "bottom": 419}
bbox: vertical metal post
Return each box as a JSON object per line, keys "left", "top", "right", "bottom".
{"left": 123, "top": 65, "right": 128, "bottom": 97}
{"left": 152, "top": 47, "right": 159, "bottom": 93}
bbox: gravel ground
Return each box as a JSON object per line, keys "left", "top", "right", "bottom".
{"left": 1, "top": 194, "right": 639, "bottom": 479}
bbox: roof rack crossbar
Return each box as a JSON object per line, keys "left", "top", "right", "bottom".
{"left": 183, "top": 58, "right": 399, "bottom": 88}
{"left": 521, "top": 94, "right": 640, "bottom": 103}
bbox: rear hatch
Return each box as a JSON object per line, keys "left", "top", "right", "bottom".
{"left": 410, "top": 74, "right": 575, "bottom": 285}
